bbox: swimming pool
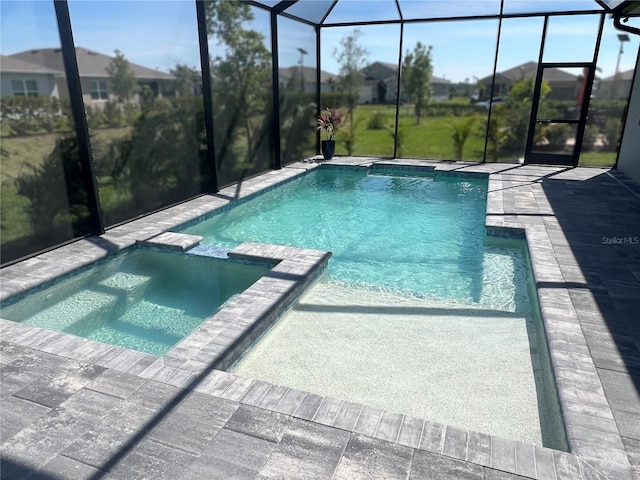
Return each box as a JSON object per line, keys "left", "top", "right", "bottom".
{"left": 0, "top": 248, "right": 270, "bottom": 356}
{"left": 180, "top": 165, "right": 566, "bottom": 448}
{"left": 183, "top": 166, "right": 520, "bottom": 309}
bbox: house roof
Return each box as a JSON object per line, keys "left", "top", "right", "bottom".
{"left": 360, "top": 61, "right": 450, "bottom": 85}
{"left": 479, "top": 61, "right": 579, "bottom": 84}
{"left": 600, "top": 69, "right": 635, "bottom": 82}
{"left": 8, "top": 47, "right": 174, "bottom": 80}
{"left": 0, "top": 54, "right": 62, "bottom": 75}
{"left": 362, "top": 61, "right": 397, "bottom": 81}
{"left": 279, "top": 66, "right": 336, "bottom": 84}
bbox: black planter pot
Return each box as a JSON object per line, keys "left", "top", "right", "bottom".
{"left": 321, "top": 140, "right": 335, "bottom": 160}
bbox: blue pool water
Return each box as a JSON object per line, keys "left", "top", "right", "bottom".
{"left": 183, "top": 167, "right": 528, "bottom": 312}
{"left": 0, "top": 248, "right": 269, "bottom": 355}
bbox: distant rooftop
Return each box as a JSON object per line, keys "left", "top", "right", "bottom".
{"left": 9, "top": 47, "right": 174, "bottom": 80}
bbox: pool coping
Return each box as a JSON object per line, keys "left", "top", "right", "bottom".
{"left": 0, "top": 159, "right": 632, "bottom": 480}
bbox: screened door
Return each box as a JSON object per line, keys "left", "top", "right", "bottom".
{"left": 525, "top": 63, "right": 594, "bottom": 166}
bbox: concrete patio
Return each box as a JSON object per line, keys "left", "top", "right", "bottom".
{"left": 1, "top": 159, "right": 639, "bottom": 480}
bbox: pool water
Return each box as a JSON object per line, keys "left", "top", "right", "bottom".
{"left": 0, "top": 248, "right": 269, "bottom": 355}
{"left": 185, "top": 167, "right": 524, "bottom": 311}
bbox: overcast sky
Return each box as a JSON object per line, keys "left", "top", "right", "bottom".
{"left": 1, "top": 0, "right": 638, "bottom": 82}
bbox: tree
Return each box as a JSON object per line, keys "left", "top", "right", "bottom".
{"left": 334, "top": 29, "right": 368, "bottom": 145}
{"left": 402, "top": 42, "right": 433, "bottom": 125}
{"left": 204, "top": 1, "right": 272, "bottom": 179}
{"left": 171, "top": 63, "right": 201, "bottom": 97}
{"left": 449, "top": 116, "right": 477, "bottom": 160}
{"left": 106, "top": 50, "right": 138, "bottom": 104}
{"left": 500, "top": 76, "right": 551, "bottom": 152}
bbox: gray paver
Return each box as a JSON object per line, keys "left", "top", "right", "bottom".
{"left": 106, "top": 438, "right": 198, "bottom": 479}
{"left": 515, "top": 441, "right": 537, "bottom": 479}
{"left": 224, "top": 404, "right": 290, "bottom": 443}
{"left": 467, "top": 430, "right": 492, "bottom": 467}
{"left": 491, "top": 436, "right": 516, "bottom": 473}
{"left": 0, "top": 395, "right": 51, "bottom": 444}
{"left": 397, "top": 415, "right": 424, "bottom": 449}
{"left": 272, "top": 388, "right": 307, "bottom": 416}
{"left": 258, "top": 419, "right": 351, "bottom": 479}
{"left": 312, "top": 397, "right": 343, "bottom": 426}
{"left": 187, "top": 428, "right": 275, "bottom": 479}
{"left": 374, "top": 411, "right": 403, "bottom": 443}
{"left": 420, "top": 420, "right": 445, "bottom": 454}
{"left": 352, "top": 405, "right": 384, "bottom": 437}
{"left": 40, "top": 454, "right": 106, "bottom": 480}
{"left": 410, "top": 449, "right": 484, "bottom": 480}
{"left": 552, "top": 450, "right": 582, "bottom": 480}
{"left": 332, "top": 401, "right": 364, "bottom": 432}
{"left": 293, "top": 392, "right": 324, "bottom": 421}
{"left": 333, "top": 433, "right": 413, "bottom": 480}
{"left": 443, "top": 425, "right": 468, "bottom": 460}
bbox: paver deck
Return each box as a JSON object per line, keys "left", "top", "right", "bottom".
{"left": 1, "top": 158, "right": 639, "bottom": 480}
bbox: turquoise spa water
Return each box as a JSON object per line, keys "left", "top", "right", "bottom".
{"left": 184, "top": 166, "right": 566, "bottom": 448}
{"left": 0, "top": 249, "right": 269, "bottom": 356}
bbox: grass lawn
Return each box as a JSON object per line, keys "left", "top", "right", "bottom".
{"left": 579, "top": 151, "right": 617, "bottom": 167}
{"left": 332, "top": 104, "right": 616, "bottom": 167}
{"left": 1, "top": 127, "right": 131, "bottom": 245}
{"left": 334, "top": 105, "right": 496, "bottom": 161}
{"left": 1, "top": 127, "right": 131, "bottom": 183}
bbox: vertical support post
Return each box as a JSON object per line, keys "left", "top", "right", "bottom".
{"left": 393, "top": 22, "right": 404, "bottom": 159}
{"left": 271, "top": 10, "right": 283, "bottom": 169}
{"left": 576, "top": 14, "right": 605, "bottom": 167}
{"left": 196, "top": 0, "right": 219, "bottom": 192}
{"left": 316, "top": 24, "right": 322, "bottom": 155}
{"left": 54, "top": 0, "right": 104, "bottom": 234}
{"left": 482, "top": 0, "right": 504, "bottom": 163}
{"left": 523, "top": 16, "right": 549, "bottom": 163}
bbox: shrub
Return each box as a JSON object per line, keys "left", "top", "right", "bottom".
{"left": 545, "top": 123, "right": 572, "bottom": 149}
{"left": 0, "top": 96, "right": 67, "bottom": 136}
{"left": 603, "top": 118, "right": 621, "bottom": 152}
{"left": 426, "top": 103, "right": 486, "bottom": 117}
{"left": 449, "top": 116, "right": 477, "bottom": 159}
{"left": 85, "top": 105, "right": 106, "bottom": 129}
{"left": 367, "top": 111, "right": 385, "bottom": 130}
{"left": 581, "top": 124, "right": 599, "bottom": 153}
{"left": 103, "top": 101, "right": 123, "bottom": 128}
{"left": 320, "top": 92, "right": 348, "bottom": 109}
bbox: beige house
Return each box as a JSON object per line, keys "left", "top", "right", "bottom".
{"left": 4, "top": 47, "right": 175, "bottom": 105}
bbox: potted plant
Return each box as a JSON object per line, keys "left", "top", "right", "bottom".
{"left": 317, "top": 108, "right": 340, "bottom": 160}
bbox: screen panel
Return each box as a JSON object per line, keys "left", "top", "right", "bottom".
{"left": 68, "top": 0, "right": 205, "bottom": 226}
{"left": 1, "top": 0, "right": 93, "bottom": 263}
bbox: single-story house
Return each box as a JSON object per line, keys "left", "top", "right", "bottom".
{"left": 477, "top": 61, "right": 580, "bottom": 101}
{"left": 0, "top": 54, "right": 62, "bottom": 98}
{"left": 358, "top": 61, "right": 451, "bottom": 104}
{"left": 279, "top": 66, "right": 337, "bottom": 94}
{"left": 595, "top": 69, "right": 634, "bottom": 100}
{"left": 5, "top": 47, "right": 175, "bottom": 106}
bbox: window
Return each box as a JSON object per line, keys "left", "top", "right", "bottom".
{"left": 11, "top": 79, "right": 38, "bottom": 97}
{"left": 89, "top": 80, "right": 108, "bottom": 100}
